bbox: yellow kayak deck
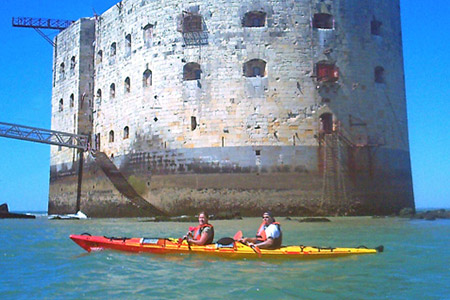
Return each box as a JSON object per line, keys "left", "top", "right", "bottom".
{"left": 70, "top": 234, "right": 383, "bottom": 260}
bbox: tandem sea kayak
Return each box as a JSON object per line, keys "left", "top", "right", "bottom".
{"left": 70, "top": 233, "right": 383, "bottom": 260}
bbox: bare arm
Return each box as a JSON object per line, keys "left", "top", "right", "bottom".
{"left": 187, "top": 231, "right": 211, "bottom": 245}
{"left": 240, "top": 237, "right": 274, "bottom": 249}
{"left": 248, "top": 238, "right": 274, "bottom": 249}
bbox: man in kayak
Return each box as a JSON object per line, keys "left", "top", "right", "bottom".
{"left": 184, "top": 211, "right": 214, "bottom": 245}
{"left": 240, "top": 211, "right": 282, "bottom": 249}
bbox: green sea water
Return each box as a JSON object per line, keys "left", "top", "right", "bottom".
{"left": 1, "top": 215, "right": 448, "bottom": 299}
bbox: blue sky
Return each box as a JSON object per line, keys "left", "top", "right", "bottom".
{"left": 0, "top": 1, "right": 449, "bottom": 211}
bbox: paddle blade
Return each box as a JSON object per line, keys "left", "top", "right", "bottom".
{"left": 252, "top": 245, "right": 262, "bottom": 257}
{"left": 233, "top": 231, "right": 243, "bottom": 240}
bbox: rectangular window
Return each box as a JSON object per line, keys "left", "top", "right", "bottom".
{"left": 371, "top": 20, "right": 382, "bottom": 36}
{"left": 317, "top": 63, "right": 339, "bottom": 82}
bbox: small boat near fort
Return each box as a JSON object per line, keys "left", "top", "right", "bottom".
{"left": 70, "top": 233, "right": 383, "bottom": 260}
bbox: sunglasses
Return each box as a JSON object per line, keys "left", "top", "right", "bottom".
{"left": 262, "top": 216, "right": 270, "bottom": 219}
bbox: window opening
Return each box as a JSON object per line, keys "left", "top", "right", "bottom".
{"left": 95, "top": 133, "right": 101, "bottom": 151}
{"left": 124, "top": 77, "right": 131, "bottom": 93}
{"left": 371, "top": 19, "right": 382, "bottom": 36}
{"left": 125, "top": 34, "right": 131, "bottom": 57}
{"left": 143, "top": 24, "right": 153, "bottom": 47}
{"left": 110, "top": 83, "right": 116, "bottom": 98}
{"left": 375, "top": 66, "right": 385, "bottom": 83}
{"left": 59, "top": 99, "right": 63, "bottom": 112}
{"left": 243, "top": 59, "right": 266, "bottom": 77}
{"left": 242, "top": 11, "right": 266, "bottom": 27}
{"left": 96, "top": 50, "right": 103, "bottom": 64}
{"left": 182, "top": 13, "right": 202, "bottom": 33}
{"left": 320, "top": 113, "right": 333, "bottom": 134}
{"left": 70, "top": 94, "right": 74, "bottom": 108}
{"left": 70, "top": 56, "right": 76, "bottom": 74}
{"left": 143, "top": 69, "right": 152, "bottom": 87}
{"left": 183, "top": 62, "right": 201, "bottom": 81}
{"left": 123, "top": 126, "right": 129, "bottom": 139}
{"left": 191, "top": 116, "right": 197, "bottom": 131}
{"left": 96, "top": 89, "right": 102, "bottom": 101}
{"left": 60, "top": 62, "right": 65, "bottom": 80}
{"left": 109, "top": 130, "right": 115, "bottom": 143}
{"left": 313, "top": 13, "right": 334, "bottom": 29}
{"left": 316, "top": 62, "right": 339, "bottom": 82}
{"left": 110, "top": 42, "right": 116, "bottom": 56}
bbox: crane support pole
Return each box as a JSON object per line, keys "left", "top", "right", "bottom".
{"left": 76, "top": 150, "right": 84, "bottom": 212}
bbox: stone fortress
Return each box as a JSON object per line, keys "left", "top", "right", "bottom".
{"left": 49, "top": 0, "right": 415, "bottom": 217}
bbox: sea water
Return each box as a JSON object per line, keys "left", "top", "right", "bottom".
{"left": 0, "top": 215, "right": 448, "bottom": 299}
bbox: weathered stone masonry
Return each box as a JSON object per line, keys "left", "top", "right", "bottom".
{"left": 49, "top": 0, "right": 414, "bottom": 217}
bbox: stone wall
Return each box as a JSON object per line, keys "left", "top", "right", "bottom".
{"left": 49, "top": 0, "right": 414, "bottom": 217}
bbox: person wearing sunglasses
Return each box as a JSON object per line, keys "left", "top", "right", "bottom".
{"left": 240, "top": 211, "right": 282, "bottom": 249}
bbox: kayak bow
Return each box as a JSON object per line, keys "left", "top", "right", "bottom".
{"left": 70, "top": 234, "right": 383, "bottom": 260}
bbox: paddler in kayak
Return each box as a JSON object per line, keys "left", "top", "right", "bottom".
{"left": 240, "top": 211, "right": 282, "bottom": 249}
{"left": 183, "top": 211, "right": 214, "bottom": 245}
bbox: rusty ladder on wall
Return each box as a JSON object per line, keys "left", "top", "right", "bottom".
{"left": 320, "top": 133, "right": 349, "bottom": 212}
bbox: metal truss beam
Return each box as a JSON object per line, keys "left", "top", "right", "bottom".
{"left": 0, "top": 121, "right": 88, "bottom": 150}
{"left": 12, "top": 17, "right": 74, "bottom": 30}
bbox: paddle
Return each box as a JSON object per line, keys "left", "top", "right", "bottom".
{"left": 177, "top": 236, "right": 192, "bottom": 251}
{"left": 234, "top": 230, "right": 262, "bottom": 257}
{"left": 178, "top": 227, "right": 195, "bottom": 251}
{"left": 216, "top": 231, "right": 243, "bottom": 245}
{"left": 247, "top": 243, "right": 262, "bottom": 257}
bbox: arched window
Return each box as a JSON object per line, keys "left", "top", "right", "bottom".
{"left": 243, "top": 59, "right": 266, "bottom": 77}
{"left": 110, "top": 42, "right": 116, "bottom": 56}
{"left": 59, "top": 62, "right": 65, "bottom": 80}
{"left": 96, "top": 89, "right": 102, "bottom": 101}
{"left": 182, "top": 14, "right": 202, "bottom": 33}
{"left": 110, "top": 83, "right": 116, "bottom": 98}
{"left": 183, "top": 62, "right": 201, "bottom": 81}
{"left": 124, "top": 77, "right": 131, "bottom": 93}
{"left": 375, "top": 66, "right": 385, "bottom": 83}
{"left": 109, "top": 130, "right": 115, "bottom": 143}
{"left": 125, "top": 34, "right": 131, "bottom": 57}
{"left": 143, "top": 24, "right": 153, "bottom": 47}
{"left": 59, "top": 99, "right": 64, "bottom": 112}
{"left": 191, "top": 116, "right": 197, "bottom": 131}
{"left": 70, "top": 56, "right": 76, "bottom": 72}
{"left": 320, "top": 113, "right": 333, "bottom": 134}
{"left": 143, "top": 69, "right": 152, "bottom": 87}
{"left": 316, "top": 62, "right": 339, "bottom": 82}
{"left": 96, "top": 50, "right": 103, "bottom": 64}
{"left": 123, "top": 126, "right": 129, "bottom": 139}
{"left": 70, "top": 94, "right": 75, "bottom": 108}
{"left": 313, "top": 13, "right": 334, "bottom": 29}
{"left": 242, "top": 11, "right": 266, "bottom": 27}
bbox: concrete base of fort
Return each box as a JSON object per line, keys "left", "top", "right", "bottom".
{"left": 48, "top": 147, "right": 414, "bottom": 217}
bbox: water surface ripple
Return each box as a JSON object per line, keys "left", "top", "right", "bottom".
{"left": 1, "top": 216, "right": 448, "bottom": 299}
